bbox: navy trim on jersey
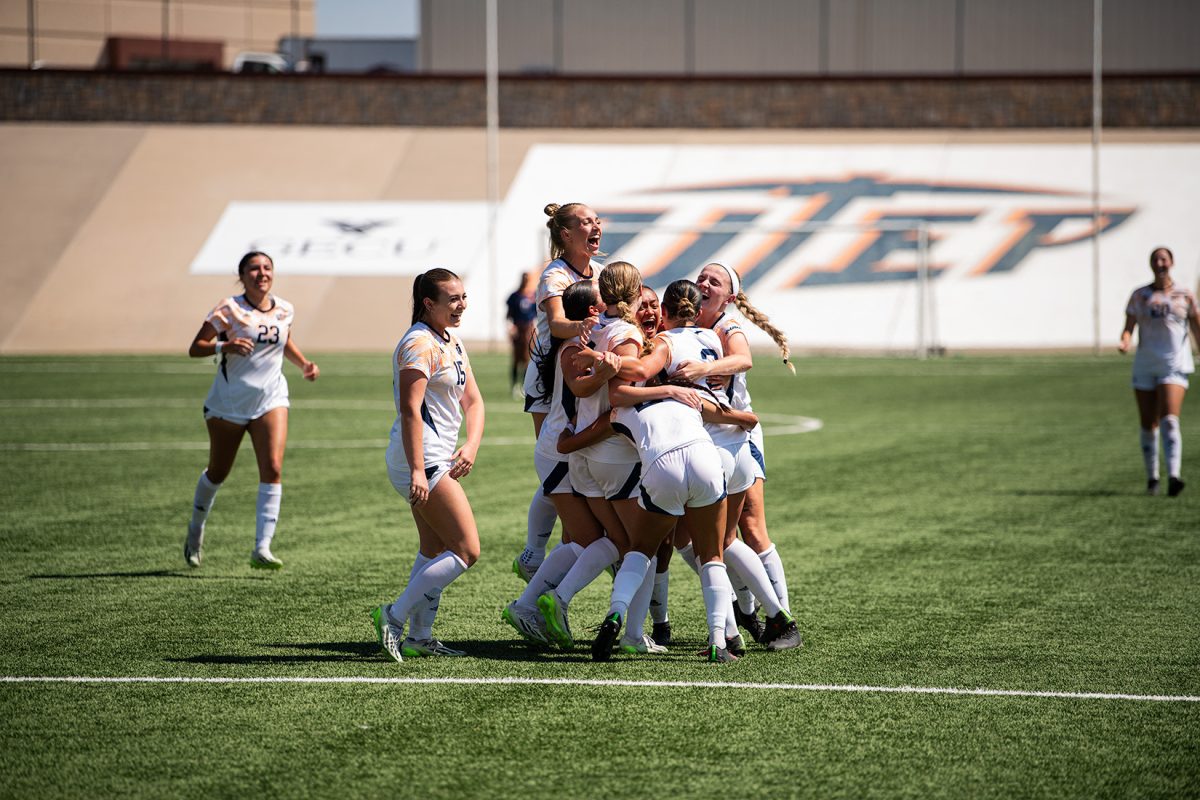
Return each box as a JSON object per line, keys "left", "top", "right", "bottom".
{"left": 541, "top": 461, "right": 570, "bottom": 497}
{"left": 634, "top": 398, "right": 667, "bottom": 412}
{"left": 560, "top": 259, "right": 594, "bottom": 281}
{"left": 748, "top": 440, "right": 766, "bottom": 476}
{"left": 612, "top": 422, "right": 635, "bottom": 441}
{"left": 420, "top": 400, "right": 438, "bottom": 436}
{"left": 560, "top": 381, "right": 577, "bottom": 421}
{"left": 639, "top": 485, "right": 675, "bottom": 517}
{"left": 610, "top": 463, "right": 642, "bottom": 501}
{"left": 218, "top": 332, "right": 229, "bottom": 381}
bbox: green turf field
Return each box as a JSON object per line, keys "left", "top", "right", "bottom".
{"left": 1, "top": 352, "right": 1197, "bottom": 799}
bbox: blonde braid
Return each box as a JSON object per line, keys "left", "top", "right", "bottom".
{"left": 734, "top": 291, "right": 794, "bottom": 374}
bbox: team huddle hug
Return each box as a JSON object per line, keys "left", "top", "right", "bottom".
{"left": 183, "top": 201, "right": 804, "bottom": 665}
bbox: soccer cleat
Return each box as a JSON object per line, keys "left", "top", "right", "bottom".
{"left": 250, "top": 549, "right": 283, "bottom": 570}
{"left": 501, "top": 601, "right": 550, "bottom": 646}
{"left": 619, "top": 633, "right": 668, "bottom": 655}
{"left": 1147, "top": 478, "right": 1161, "bottom": 496}
{"left": 703, "top": 645, "right": 738, "bottom": 663}
{"left": 651, "top": 620, "right": 672, "bottom": 647}
{"left": 1168, "top": 477, "right": 1186, "bottom": 497}
{"left": 184, "top": 520, "right": 204, "bottom": 568}
{"left": 761, "top": 610, "right": 803, "bottom": 651}
{"left": 537, "top": 591, "right": 574, "bottom": 649}
{"left": 591, "top": 612, "right": 623, "bottom": 662}
{"left": 401, "top": 638, "right": 466, "bottom": 657}
{"left": 732, "top": 603, "right": 766, "bottom": 643}
{"left": 726, "top": 633, "right": 747, "bottom": 657}
{"left": 373, "top": 605, "right": 405, "bottom": 663}
{"left": 512, "top": 557, "right": 536, "bottom": 584}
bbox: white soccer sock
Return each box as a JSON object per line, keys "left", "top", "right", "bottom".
{"left": 389, "top": 551, "right": 469, "bottom": 627}
{"left": 1141, "top": 427, "right": 1160, "bottom": 481}
{"left": 1161, "top": 415, "right": 1182, "bottom": 479}
{"left": 520, "top": 490, "right": 558, "bottom": 568}
{"left": 675, "top": 543, "right": 702, "bottom": 576}
{"left": 724, "top": 539, "right": 782, "bottom": 618}
{"left": 406, "top": 553, "right": 437, "bottom": 640}
{"left": 724, "top": 549, "right": 754, "bottom": 611}
{"left": 608, "top": 551, "right": 651, "bottom": 621}
{"left": 554, "top": 537, "right": 619, "bottom": 606}
{"left": 518, "top": 542, "right": 582, "bottom": 608}
{"left": 622, "top": 556, "right": 657, "bottom": 641}
{"left": 758, "top": 544, "right": 791, "bottom": 612}
{"left": 255, "top": 483, "right": 282, "bottom": 552}
{"left": 724, "top": 595, "right": 740, "bottom": 640}
{"left": 190, "top": 471, "right": 221, "bottom": 527}
{"left": 700, "top": 561, "right": 732, "bottom": 649}
{"left": 649, "top": 570, "right": 670, "bottom": 624}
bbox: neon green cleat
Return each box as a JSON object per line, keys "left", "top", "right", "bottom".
{"left": 373, "top": 605, "right": 404, "bottom": 663}
{"left": 401, "top": 638, "right": 466, "bottom": 657}
{"left": 536, "top": 591, "right": 574, "bottom": 649}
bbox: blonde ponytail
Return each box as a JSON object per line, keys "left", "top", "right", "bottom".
{"left": 734, "top": 291, "right": 794, "bottom": 374}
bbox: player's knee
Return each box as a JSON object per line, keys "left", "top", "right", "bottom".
{"left": 459, "top": 546, "right": 480, "bottom": 567}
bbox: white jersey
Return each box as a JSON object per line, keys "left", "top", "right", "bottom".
{"left": 386, "top": 322, "right": 471, "bottom": 473}
{"left": 613, "top": 326, "right": 713, "bottom": 465}
{"left": 203, "top": 294, "right": 294, "bottom": 421}
{"left": 1128, "top": 283, "right": 1198, "bottom": 376}
{"left": 574, "top": 315, "right": 642, "bottom": 465}
{"left": 533, "top": 258, "right": 600, "bottom": 356}
{"left": 534, "top": 340, "right": 584, "bottom": 463}
{"left": 710, "top": 314, "right": 754, "bottom": 412}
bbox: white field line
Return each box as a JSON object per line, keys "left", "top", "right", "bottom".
{"left": 0, "top": 675, "right": 1196, "bottom": 703}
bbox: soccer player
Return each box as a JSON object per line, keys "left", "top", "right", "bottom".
{"left": 537, "top": 263, "right": 665, "bottom": 654}
{"left": 1118, "top": 247, "right": 1200, "bottom": 496}
{"left": 593, "top": 279, "right": 800, "bottom": 663}
{"left": 673, "top": 262, "right": 796, "bottom": 639}
{"left": 513, "top": 203, "right": 602, "bottom": 583}
{"left": 373, "top": 269, "right": 484, "bottom": 661}
{"left": 184, "top": 251, "right": 319, "bottom": 570}
{"left": 502, "top": 281, "right": 619, "bottom": 645}
{"left": 504, "top": 271, "right": 537, "bottom": 399}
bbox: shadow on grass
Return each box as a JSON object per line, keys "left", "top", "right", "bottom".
{"left": 29, "top": 570, "right": 270, "bottom": 581}
{"left": 167, "top": 639, "right": 565, "bottom": 665}
{"left": 1002, "top": 489, "right": 1122, "bottom": 497}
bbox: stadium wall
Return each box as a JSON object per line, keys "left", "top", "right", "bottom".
{"left": 2, "top": 124, "right": 1199, "bottom": 355}
{"left": 3, "top": 69, "right": 1200, "bottom": 128}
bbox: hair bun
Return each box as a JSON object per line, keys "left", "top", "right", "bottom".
{"left": 544, "top": 203, "right": 560, "bottom": 217}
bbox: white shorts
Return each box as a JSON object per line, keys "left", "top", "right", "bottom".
{"left": 387, "top": 459, "right": 451, "bottom": 505}
{"left": 203, "top": 401, "right": 287, "bottom": 427}
{"left": 1132, "top": 368, "right": 1190, "bottom": 391}
{"left": 717, "top": 440, "right": 758, "bottom": 495}
{"left": 568, "top": 453, "right": 642, "bottom": 500}
{"left": 747, "top": 423, "right": 766, "bottom": 481}
{"left": 638, "top": 441, "right": 726, "bottom": 517}
{"left": 522, "top": 359, "right": 551, "bottom": 414}
{"left": 535, "top": 452, "right": 575, "bottom": 496}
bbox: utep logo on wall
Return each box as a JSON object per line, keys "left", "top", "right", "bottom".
{"left": 597, "top": 175, "right": 1134, "bottom": 290}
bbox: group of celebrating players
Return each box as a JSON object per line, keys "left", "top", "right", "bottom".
{"left": 181, "top": 201, "right": 1199, "bottom": 666}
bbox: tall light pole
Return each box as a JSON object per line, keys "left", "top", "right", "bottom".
{"left": 1091, "top": 0, "right": 1103, "bottom": 354}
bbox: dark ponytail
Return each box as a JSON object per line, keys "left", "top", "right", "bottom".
{"left": 412, "top": 268, "right": 461, "bottom": 325}
{"left": 532, "top": 281, "right": 598, "bottom": 406}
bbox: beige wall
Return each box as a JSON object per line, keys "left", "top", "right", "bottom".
{"left": 1, "top": 0, "right": 314, "bottom": 69}
{"left": 2, "top": 123, "right": 1198, "bottom": 354}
